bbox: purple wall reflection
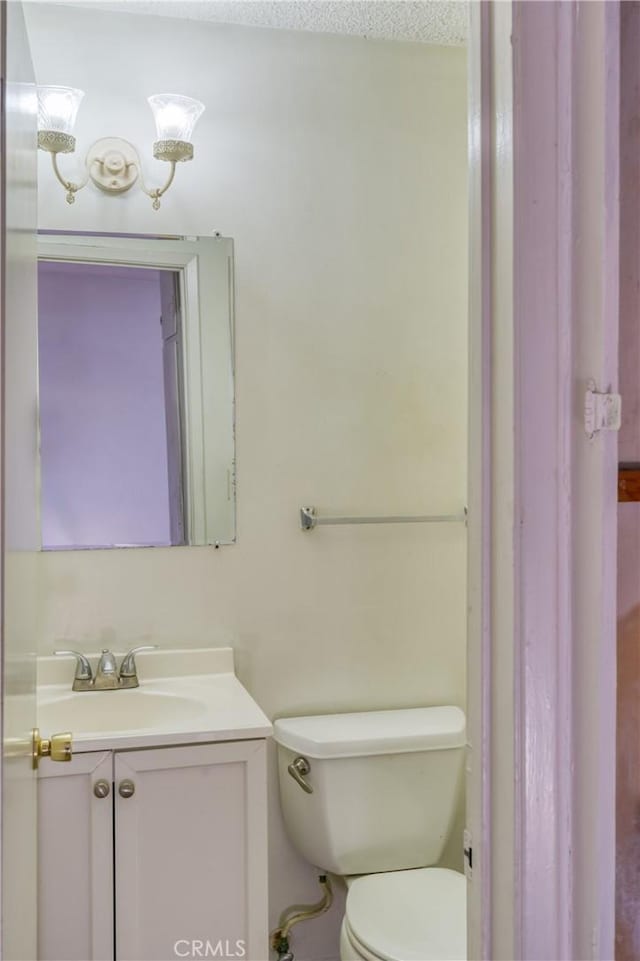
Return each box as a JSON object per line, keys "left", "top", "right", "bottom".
{"left": 38, "top": 261, "right": 172, "bottom": 548}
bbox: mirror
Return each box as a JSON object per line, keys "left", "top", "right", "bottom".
{"left": 36, "top": 232, "right": 235, "bottom": 549}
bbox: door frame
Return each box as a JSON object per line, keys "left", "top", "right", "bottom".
{"left": 468, "top": 2, "right": 619, "bottom": 958}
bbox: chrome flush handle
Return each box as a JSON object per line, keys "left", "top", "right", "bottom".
{"left": 288, "top": 756, "right": 313, "bottom": 794}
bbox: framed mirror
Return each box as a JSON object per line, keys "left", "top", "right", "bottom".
{"left": 37, "top": 232, "right": 236, "bottom": 550}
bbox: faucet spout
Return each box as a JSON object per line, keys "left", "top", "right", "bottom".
{"left": 93, "top": 649, "right": 120, "bottom": 690}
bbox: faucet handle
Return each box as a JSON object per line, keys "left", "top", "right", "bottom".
{"left": 53, "top": 650, "right": 93, "bottom": 682}
{"left": 119, "top": 645, "right": 158, "bottom": 679}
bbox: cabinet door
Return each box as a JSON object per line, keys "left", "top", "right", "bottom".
{"left": 38, "top": 751, "right": 114, "bottom": 961}
{"left": 115, "top": 740, "right": 268, "bottom": 961}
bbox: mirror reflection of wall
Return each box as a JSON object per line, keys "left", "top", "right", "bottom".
{"left": 38, "top": 261, "right": 184, "bottom": 550}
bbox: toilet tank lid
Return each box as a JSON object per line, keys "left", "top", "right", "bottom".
{"left": 273, "top": 706, "right": 466, "bottom": 759}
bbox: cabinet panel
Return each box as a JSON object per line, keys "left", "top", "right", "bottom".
{"left": 38, "top": 751, "right": 114, "bottom": 961}
{"left": 115, "top": 740, "right": 268, "bottom": 961}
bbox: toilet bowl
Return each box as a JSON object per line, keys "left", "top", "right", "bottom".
{"left": 339, "top": 867, "right": 466, "bottom": 961}
{"left": 273, "top": 706, "right": 467, "bottom": 961}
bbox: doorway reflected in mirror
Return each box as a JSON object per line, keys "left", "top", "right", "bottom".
{"left": 38, "top": 260, "right": 185, "bottom": 549}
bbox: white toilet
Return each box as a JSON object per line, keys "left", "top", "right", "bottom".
{"left": 274, "top": 706, "right": 467, "bottom": 961}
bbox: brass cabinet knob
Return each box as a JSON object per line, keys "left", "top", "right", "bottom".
{"left": 118, "top": 779, "right": 135, "bottom": 799}
{"left": 93, "top": 779, "right": 110, "bottom": 799}
{"left": 32, "top": 728, "right": 72, "bottom": 769}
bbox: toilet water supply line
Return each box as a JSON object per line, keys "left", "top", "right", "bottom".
{"left": 270, "top": 875, "right": 333, "bottom": 961}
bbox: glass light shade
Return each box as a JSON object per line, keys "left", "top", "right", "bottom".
{"left": 37, "top": 85, "right": 84, "bottom": 135}
{"left": 147, "top": 94, "right": 205, "bottom": 143}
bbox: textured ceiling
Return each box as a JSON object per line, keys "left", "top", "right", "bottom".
{"left": 44, "top": 1, "right": 468, "bottom": 45}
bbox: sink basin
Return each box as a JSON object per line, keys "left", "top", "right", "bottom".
{"left": 36, "top": 648, "right": 272, "bottom": 749}
{"left": 38, "top": 688, "right": 209, "bottom": 735}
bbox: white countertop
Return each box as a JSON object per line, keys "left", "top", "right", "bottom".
{"left": 37, "top": 647, "right": 272, "bottom": 752}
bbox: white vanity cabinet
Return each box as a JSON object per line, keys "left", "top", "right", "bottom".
{"left": 38, "top": 751, "right": 114, "bottom": 961}
{"left": 38, "top": 739, "right": 268, "bottom": 961}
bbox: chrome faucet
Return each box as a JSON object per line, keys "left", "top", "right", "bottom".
{"left": 94, "top": 649, "right": 118, "bottom": 689}
{"left": 54, "top": 646, "right": 158, "bottom": 692}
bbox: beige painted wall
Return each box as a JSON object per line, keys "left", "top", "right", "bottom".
{"left": 25, "top": 5, "right": 468, "bottom": 958}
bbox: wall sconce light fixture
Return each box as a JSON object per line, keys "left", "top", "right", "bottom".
{"left": 37, "top": 86, "right": 205, "bottom": 209}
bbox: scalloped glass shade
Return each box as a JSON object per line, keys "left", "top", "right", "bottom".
{"left": 147, "top": 94, "right": 205, "bottom": 143}
{"left": 37, "top": 85, "right": 84, "bottom": 135}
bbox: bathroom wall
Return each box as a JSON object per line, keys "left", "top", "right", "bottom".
{"left": 25, "top": 5, "right": 468, "bottom": 958}
{"left": 38, "top": 262, "right": 171, "bottom": 548}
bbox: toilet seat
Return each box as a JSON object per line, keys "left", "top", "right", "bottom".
{"left": 342, "top": 867, "right": 466, "bottom": 961}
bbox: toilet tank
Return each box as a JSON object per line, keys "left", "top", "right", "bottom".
{"left": 274, "top": 706, "right": 465, "bottom": 876}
